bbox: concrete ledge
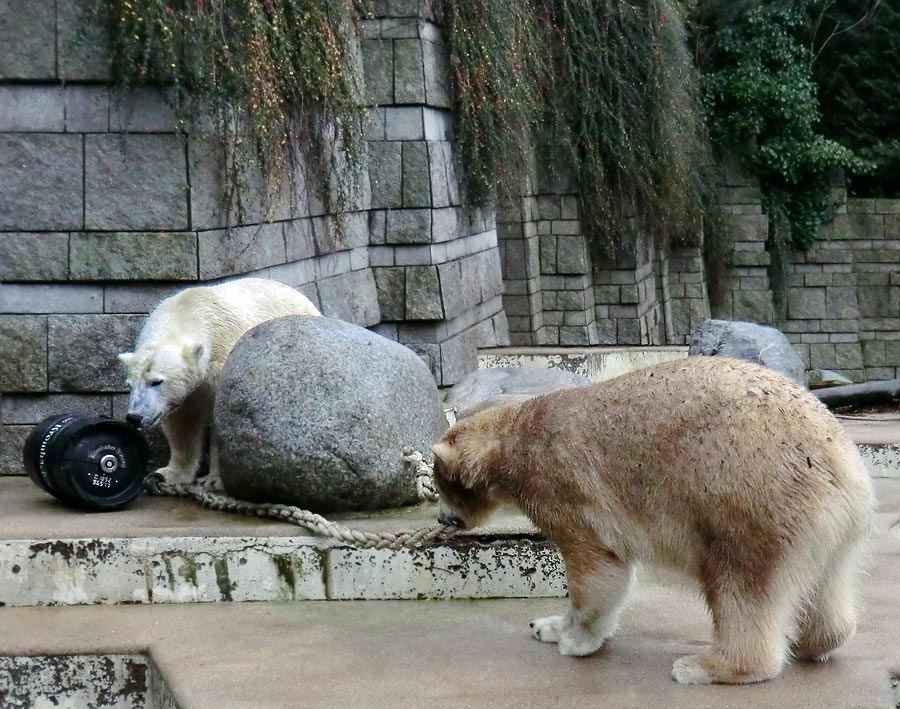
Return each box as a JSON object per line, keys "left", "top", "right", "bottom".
{"left": 478, "top": 345, "right": 688, "bottom": 383}
{"left": 0, "top": 654, "right": 175, "bottom": 709}
{"left": 0, "top": 478, "right": 563, "bottom": 607}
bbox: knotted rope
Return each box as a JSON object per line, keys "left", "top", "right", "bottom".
{"left": 143, "top": 446, "right": 457, "bottom": 550}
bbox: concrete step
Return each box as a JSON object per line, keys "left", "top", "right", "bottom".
{"left": 4, "top": 408, "right": 899, "bottom": 607}
{"left": 0, "top": 477, "right": 565, "bottom": 608}
{"left": 2, "top": 477, "right": 898, "bottom": 709}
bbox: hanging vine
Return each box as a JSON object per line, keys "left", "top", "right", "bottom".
{"left": 92, "top": 0, "right": 367, "bottom": 225}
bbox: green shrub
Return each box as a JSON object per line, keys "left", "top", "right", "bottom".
{"left": 694, "top": 1, "right": 867, "bottom": 249}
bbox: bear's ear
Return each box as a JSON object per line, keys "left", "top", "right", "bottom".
{"left": 183, "top": 342, "right": 211, "bottom": 370}
{"left": 431, "top": 441, "right": 457, "bottom": 465}
{"left": 118, "top": 352, "right": 135, "bottom": 367}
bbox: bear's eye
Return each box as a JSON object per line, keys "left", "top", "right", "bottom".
{"left": 149, "top": 379, "right": 164, "bottom": 387}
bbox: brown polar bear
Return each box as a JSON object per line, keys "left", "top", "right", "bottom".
{"left": 431, "top": 357, "right": 874, "bottom": 685}
{"left": 118, "top": 278, "right": 320, "bottom": 488}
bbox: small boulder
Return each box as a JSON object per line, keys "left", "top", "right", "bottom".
{"left": 807, "top": 369, "right": 854, "bottom": 389}
{"left": 444, "top": 367, "right": 592, "bottom": 419}
{"left": 215, "top": 316, "right": 447, "bottom": 512}
{"left": 688, "top": 319, "right": 806, "bottom": 385}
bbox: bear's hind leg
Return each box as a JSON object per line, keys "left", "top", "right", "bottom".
{"left": 531, "top": 546, "right": 635, "bottom": 657}
{"left": 673, "top": 571, "right": 798, "bottom": 685}
{"left": 793, "top": 537, "right": 865, "bottom": 662}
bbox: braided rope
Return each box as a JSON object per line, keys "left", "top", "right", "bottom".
{"left": 143, "top": 447, "right": 457, "bottom": 550}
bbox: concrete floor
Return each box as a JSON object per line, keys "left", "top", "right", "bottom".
{"left": 2, "top": 480, "right": 898, "bottom": 708}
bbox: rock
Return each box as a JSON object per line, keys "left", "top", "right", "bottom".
{"left": 688, "top": 319, "right": 806, "bottom": 385}
{"left": 807, "top": 369, "right": 854, "bottom": 390}
{"left": 215, "top": 316, "right": 447, "bottom": 512}
{"left": 444, "top": 367, "right": 592, "bottom": 419}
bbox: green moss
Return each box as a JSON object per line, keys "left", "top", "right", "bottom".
{"left": 213, "top": 557, "right": 234, "bottom": 602}
{"left": 271, "top": 554, "right": 297, "bottom": 595}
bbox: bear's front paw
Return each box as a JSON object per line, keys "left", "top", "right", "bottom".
{"left": 671, "top": 654, "right": 713, "bottom": 685}
{"left": 557, "top": 627, "right": 607, "bottom": 657}
{"left": 155, "top": 466, "right": 196, "bottom": 486}
{"left": 196, "top": 475, "right": 225, "bottom": 493}
{"left": 530, "top": 616, "right": 563, "bottom": 643}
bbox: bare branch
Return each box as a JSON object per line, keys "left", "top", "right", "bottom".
{"left": 811, "top": 0, "right": 881, "bottom": 66}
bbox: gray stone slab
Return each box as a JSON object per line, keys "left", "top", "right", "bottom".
{"left": 405, "top": 265, "right": 442, "bottom": 319}
{"left": 362, "top": 39, "right": 394, "bottom": 106}
{"left": 394, "top": 38, "right": 426, "bottom": 104}
{"left": 373, "top": 267, "right": 406, "bottom": 321}
{"left": 57, "top": 0, "right": 111, "bottom": 80}
{"left": 198, "top": 223, "right": 286, "bottom": 280}
{"left": 284, "top": 218, "right": 316, "bottom": 261}
{"left": 0, "top": 315, "right": 46, "bottom": 392}
{"left": 385, "top": 107, "right": 424, "bottom": 140}
{"left": 787, "top": 287, "right": 826, "bottom": 319}
{"left": 556, "top": 234, "right": 588, "bottom": 274}
{"left": 0, "top": 85, "right": 64, "bottom": 131}
{"left": 423, "top": 39, "right": 451, "bottom": 107}
{"left": 85, "top": 134, "right": 189, "bottom": 231}
{"left": 187, "top": 136, "right": 229, "bottom": 230}
{"left": 428, "top": 141, "right": 456, "bottom": 208}
{"left": 0, "top": 284, "right": 103, "bottom": 314}
{"left": 69, "top": 232, "right": 198, "bottom": 281}
{"left": 368, "top": 141, "right": 403, "bottom": 209}
{"left": 0, "top": 134, "right": 83, "bottom": 230}
{"left": 317, "top": 269, "right": 381, "bottom": 327}
{"left": 431, "top": 206, "right": 462, "bottom": 243}
{"left": 110, "top": 88, "right": 178, "bottom": 132}
{"left": 0, "top": 1, "right": 55, "bottom": 79}
{"left": 0, "top": 425, "right": 29, "bottom": 475}
{"left": 859, "top": 285, "right": 900, "bottom": 318}
{"left": 402, "top": 141, "right": 431, "bottom": 207}
{"left": 47, "top": 314, "right": 145, "bottom": 392}
{"left": 387, "top": 208, "right": 432, "bottom": 244}
{"left": 1, "top": 393, "right": 112, "bottom": 424}
{"left": 101, "top": 284, "right": 180, "bottom": 314}
{"left": 0, "top": 232, "right": 69, "bottom": 281}
{"left": 733, "top": 289, "right": 774, "bottom": 324}
{"left": 437, "top": 260, "right": 466, "bottom": 320}
{"left": 64, "top": 85, "right": 110, "bottom": 132}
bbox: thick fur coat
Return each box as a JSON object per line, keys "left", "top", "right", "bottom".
{"left": 119, "top": 278, "right": 320, "bottom": 486}
{"left": 432, "top": 357, "right": 875, "bottom": 685}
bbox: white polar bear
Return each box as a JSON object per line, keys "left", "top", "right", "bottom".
{"left": 118, "top": 278, "right": 320, "bottom": 488}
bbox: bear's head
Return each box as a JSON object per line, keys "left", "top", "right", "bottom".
{"left": 117, "top": 342, "right": 211, "bottom": 428}
{"left": 431, "top": 408, "right": 516, "bottom": 530}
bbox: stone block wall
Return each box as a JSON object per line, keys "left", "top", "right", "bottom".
{"left": 714, "top": 168, "right": 900, "bottom": 383}
{"left": 497, "top": 181, "right": 710, "bottom": 349}
{"left": 0, "top": 0, "right": 507, "bottom": 473}
{"left": 782, "top": 198, "right": 900, "bottom": 382}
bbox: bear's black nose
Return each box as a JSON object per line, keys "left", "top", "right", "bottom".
{"left": 125, "top": 413, "right": 143, "bottom": 428}
{"left": 438, "top": 511, "right": 466, "bottom": 529}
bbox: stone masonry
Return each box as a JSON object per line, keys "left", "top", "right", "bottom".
{"left": 2, "top": 1, "right": 899, "bottom": 475}
{"left": 0, "top": 0, "right": 507, "bottom": 473}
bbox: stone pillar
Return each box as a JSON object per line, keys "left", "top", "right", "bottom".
{"left": 358, "top": 2, "right": 509, "bottom": 385}
{"left": 719, "top": 162, "right": 775, "bottom": 324}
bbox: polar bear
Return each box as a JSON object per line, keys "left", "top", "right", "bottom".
{"left": 431, "top": 357, "right": 874, "bottom": 685}
{"left": 118, "top": 278, "right": 320, "bottom": 487}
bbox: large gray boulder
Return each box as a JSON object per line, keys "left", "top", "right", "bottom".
{"left": 445, "top": 367, "right": 592, "bottom": 419}
{"left": 688, "top": 319, "right": 806, "bottom": 385}
{"left": 215, "top": 316, "right": 447, "bottom": 512}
